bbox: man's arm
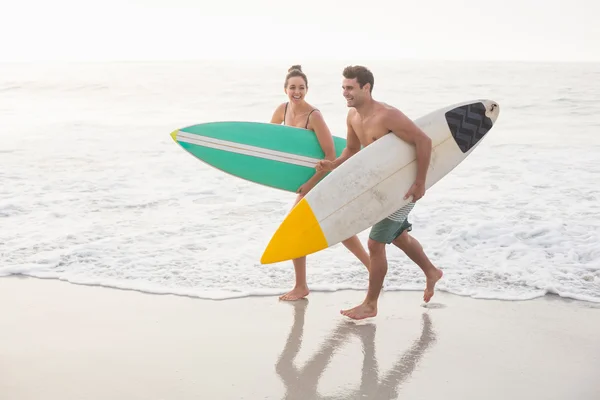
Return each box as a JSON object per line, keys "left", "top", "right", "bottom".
{"left": 384, "top": 108, "right": 432, "bottom": 200}
{"left": 385, "top": 108, "right": 432, "bottom": 182}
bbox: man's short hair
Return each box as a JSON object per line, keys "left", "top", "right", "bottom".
{"left": 342, "top": 65, "right": 374, "bottom": 93}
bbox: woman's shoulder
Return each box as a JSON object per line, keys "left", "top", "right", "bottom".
{"left": 307, "top": 106, "right": 324, "bottom": 121}
{"left": 306, "top": 107, "right": 330, "bottom": 132}
{"left": 302, "top": 101, "right": 319, "bottom": 115}
{"left": 273, "top": 102, "right": 288, "bottom": 113}
{"left": 270, "top": 102, "right": 288, "bottom": 124}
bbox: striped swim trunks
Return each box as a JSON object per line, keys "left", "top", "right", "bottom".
{"left": 368, "top": 202, "right": 415, "bottom": 244}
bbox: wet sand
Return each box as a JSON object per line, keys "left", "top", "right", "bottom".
{"left": 1, "top": 276, "right": 599, "bottom": 400}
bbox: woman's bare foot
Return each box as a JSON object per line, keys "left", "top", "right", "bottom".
{"left": 340, "top": 302, "right": 377, "bottom": 320}
{"left": 424, "top": 268, "right": 443, "bottom": 303}
{"left": 279, "top": 286, "right": 309, "bottom": 301}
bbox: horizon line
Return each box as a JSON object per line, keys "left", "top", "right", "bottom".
{"left": 1, "top": 56, "right": 599, "bottom": 65}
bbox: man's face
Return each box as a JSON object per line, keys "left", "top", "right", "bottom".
{"left": 342, "top": 78, "right": 367, "bottom": 107}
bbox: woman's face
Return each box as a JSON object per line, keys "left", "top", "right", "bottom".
{"left": 285, "top": 76, "right": 308, "bottom": 103}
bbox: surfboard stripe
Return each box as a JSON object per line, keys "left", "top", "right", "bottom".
{"left": 175, "top": 131, "right": 321, "bottom": 168}
{"left": 179, "top": 121, "right": 345, "bottom": 159}
{"left": 178, "top": 140, "right": 316, "bottom": 192}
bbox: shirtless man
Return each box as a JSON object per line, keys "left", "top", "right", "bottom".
{"left": 316, "top": 65, "right": 444, "bottom": 320}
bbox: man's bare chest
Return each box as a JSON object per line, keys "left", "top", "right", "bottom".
{"left": 352, "top": 117, "right": 390, "bottom": 146}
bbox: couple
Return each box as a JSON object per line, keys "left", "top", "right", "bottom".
{"left": 270, "top": 65, "right": 443, "bottom": 320}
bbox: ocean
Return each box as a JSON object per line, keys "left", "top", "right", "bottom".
{"left": 1, "top": 59, "right": 599, "bottom": 302}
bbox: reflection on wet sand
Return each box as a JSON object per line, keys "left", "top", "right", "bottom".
{"left": 275, "top": 300, "right": 437, "bottom": 399}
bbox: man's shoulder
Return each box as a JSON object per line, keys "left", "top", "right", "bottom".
{"left": 379, "top": 101, "right": 402, "bottom": 114}
{"left": 379, "top": 102, "right": 408, "bottom": 122}
{"left": 346, "top": 107, "right": 358, "bottom": 123}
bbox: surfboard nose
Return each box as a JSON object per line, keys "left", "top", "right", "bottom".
{"left": 445, "top": 100, "right": 499, "bottom": 154}
{"left": 260, "top": 198, "right": 329, "bottom": 264}
{"left": 482, "top": 99, "right": 500, "bottom": 124}
{"left": 170, "top": 130, "right": 179, "bottom": 142}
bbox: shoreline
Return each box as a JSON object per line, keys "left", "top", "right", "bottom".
{"left": 1, "top": 276, "right": 599, "bottom": 400}
{"left": 2, "top": 274, "right": 598, "bottom": 304}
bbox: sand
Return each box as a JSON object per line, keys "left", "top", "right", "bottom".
{"left": 1, "top": 276, "right": 599, "bottom": 400}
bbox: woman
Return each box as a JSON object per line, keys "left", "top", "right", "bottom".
{"left": 270, "top": 65, "right": 370, "bottom": 301}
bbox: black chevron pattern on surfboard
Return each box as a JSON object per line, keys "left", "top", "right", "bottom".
{"left": 445, "top": 102, "right": 493, "bottom": 153}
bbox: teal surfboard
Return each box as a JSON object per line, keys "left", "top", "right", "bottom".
{"left": 170, "top": 121, "right": 347, "bottom": 192}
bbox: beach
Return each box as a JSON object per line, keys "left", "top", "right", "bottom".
{"left": 1, "top": 277, "right": 598, "bottom": 400}
{"left": 2, "top": 1, "right": 600, "bottom": 398}
{"left": 2, "top": 59, "right": 600, "bottom": 399}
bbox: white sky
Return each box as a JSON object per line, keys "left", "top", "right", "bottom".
{"left": 1, "top": 0, "right": 598, "bottom": 63}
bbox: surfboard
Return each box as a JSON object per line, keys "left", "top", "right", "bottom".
{"left": 260, "top": 99, "right": 500, "bottom": 264}
{"left": 170, "top": 121, "right": 347, "bottom": 193}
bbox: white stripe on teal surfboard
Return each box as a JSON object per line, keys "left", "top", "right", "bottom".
{"left": 176, "top": 131, "right": 322, "bottom": 168}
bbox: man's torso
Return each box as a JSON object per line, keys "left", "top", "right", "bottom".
{"left": 348, "top": 101, "right": 396, "bottom": 147}
{"left": 347, "top": 101, "right": 416, "bottom": 223}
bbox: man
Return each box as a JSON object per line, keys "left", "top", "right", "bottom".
{"left": 316, "top": 65, "right": 443, "bottom": 320}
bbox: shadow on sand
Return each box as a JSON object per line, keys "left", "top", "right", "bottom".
{"left": 275, "top": 300, "right": 437, "bottom": 399}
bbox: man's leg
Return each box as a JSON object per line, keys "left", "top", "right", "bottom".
{"left": 377, "top": 202, "right": 442, "bottom": 301}
{"left": 340, "top": 217, "right": 401, "bottom": 320}
{"left": 392, "top": 230, "right": 443, "bottom": 302}
{"left": 364, "top": 239, "right": 388, "bottom": 304}
{"left": 340, "top": 237, "right": 387, "bottom": 320}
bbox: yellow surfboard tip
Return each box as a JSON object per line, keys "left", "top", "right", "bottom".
{"left": 170, "top": 129, "right": 179, "bottom": 142}
{"left": 260, "top": 198, "right": 329, "bottom": 264}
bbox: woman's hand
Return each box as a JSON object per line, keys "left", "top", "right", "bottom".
{"left": 297, "top": 180, "right": 316, "bottom": 195}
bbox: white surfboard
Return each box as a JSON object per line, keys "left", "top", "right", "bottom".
{"left": 260, "top": 99, "right": 500, "bottom": 264}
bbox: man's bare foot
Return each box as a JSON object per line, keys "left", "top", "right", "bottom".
{"left": 424, "top": 268, "right": 443, "bottom": 303}
{"left": 279, "top": 286, "right": 309, "bottom": 301}
{"left": 340, "top": 303, "right": 377, "bottom": 320}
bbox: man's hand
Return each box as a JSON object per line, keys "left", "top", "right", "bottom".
{"left": 316, "top": 159, "right": 335, "bottom": 172}
{"left": 404, "top": 180, "right": 426, "bottom": 202}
